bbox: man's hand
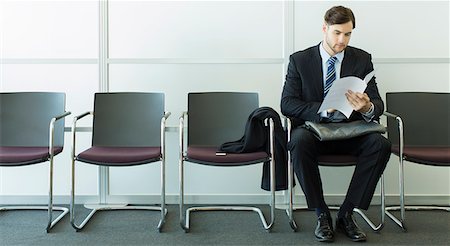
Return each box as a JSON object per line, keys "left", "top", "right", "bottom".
{"left": 345, "top": 90, "right": 372, "bottom": 113}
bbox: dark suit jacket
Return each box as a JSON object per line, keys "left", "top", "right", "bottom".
{"left": 219, "top": 107, "right": 289, "bottom": 191}
{"left": 281, "top": 44, "right": 384, "bottom": 127}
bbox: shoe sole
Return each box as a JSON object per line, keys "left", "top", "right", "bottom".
{"left": 336, "top": 226, "right": 367, "bottom": 242}
{"left": 316, "top": 237, "right": 334, "bottom": 243}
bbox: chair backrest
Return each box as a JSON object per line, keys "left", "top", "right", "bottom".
{"left": 92, "top": 92, "right": 164, "bottom": 147}
{"left": 187, "top": 92, "right": 259, "bottom": 146}
{"left": 0, "top": 92, "right": 66, "bottom": 147}
{"left": 386, "top": 92, "right": 449, "bottom": 147}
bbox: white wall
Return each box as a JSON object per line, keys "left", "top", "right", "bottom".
{"left": 0, "top": 0, "right": 448, "bottom": 206}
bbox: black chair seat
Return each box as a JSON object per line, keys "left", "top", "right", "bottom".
{"left": 0, "top": 146, "right": 63, "bottom": 166}
{"left": 392, "top": 145, "right": 450, "bottom": 166}
{"left": 186, "top": 146, "right": 268, "bottom": 166}
{"left": 77, "top": 146, "right": 161, "bottom": 166}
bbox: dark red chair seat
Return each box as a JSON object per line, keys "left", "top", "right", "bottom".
{"left": 77, "top": 146, "right": 161, "bottom": 166}
{"left": 392, "top": 145, "right": 450, "bottom": 166}
{"left": 186, "top": 146, "right": 268, "bottom": 166}
{"left": 318, "top": 154, "right": 358, "bottom": 166}
{"left": 0, "top": 146, "right": 63, "bottom": 166}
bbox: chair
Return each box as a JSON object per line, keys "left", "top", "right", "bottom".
{"left": 179, "top": 92, "right": 275, "bottom": 232}
{"left": 70, "top": 92, "right": 170, "bottom": 232}
{"left": 285, "top": 118, "right": 386, "bottom": 232}
{"left": 384, "top": 92, "right": 450, "bottom": 231}
{"left": 0, "top": 92, "right": 71, "bottom": 232}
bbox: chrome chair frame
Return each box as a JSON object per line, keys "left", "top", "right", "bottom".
{"left": 70, "top": 110, "right": 170, "bottom": 232}
{"left": 383, "top": 111, "right": 450, "bottom": 232}
{"left": 0, "top": 92, "right": 70, "bottom": 233}
{"left": 179, "top": 111, "right": 276, "bottom": 232}
{"left": 284, "top": 118, "right": 385, "bottom": 232}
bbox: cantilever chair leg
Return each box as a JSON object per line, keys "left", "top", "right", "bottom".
{"left": 70, "top": 155, "right": 168, "bottom": 232}
{"left": 179, "top": 149, "right": 276, "bottom": 233}
{"left": 46, "top": 154, "right": 70, "bottom": 232}
{"left": 385, "top": 205, "right": 450, "bottom": 232}
{"left": 285, "top": 142, "right": 298, "bottom": 231}
{"left": 0, "top": 152, "right": 69, "bottom": 233}
{"left": 179, "top": 159, "right": 276, "bottom": 232}
{"left": 0, "top": 205, "right": 69, "bottom": 233}
{"left": 384, "top": 154, "right": 450, "bottom": 232}
{"left": 385, "top": 150, "right": 408, "bottom": 231}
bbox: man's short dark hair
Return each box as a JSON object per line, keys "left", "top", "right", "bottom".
{"left": 324, "top": 6, "right": 356, "bottom": 29}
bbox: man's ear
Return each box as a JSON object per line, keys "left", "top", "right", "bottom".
{"left": 322, "top": 23, "right": 328, "bottom": 34}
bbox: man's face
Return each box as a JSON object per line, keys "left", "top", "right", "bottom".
{"left": 322, "top": 21, "right": 353, "bottom": 55}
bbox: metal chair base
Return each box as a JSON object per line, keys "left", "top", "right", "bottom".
{"left": 0, "top": 205, "right": 69, "bottom": 233}
{"left": 70, "top": 204, "right": 167, "bottom": 232}
{"left": 180, "top": 205, "right": 274, "bottom": 233}
{"left": 385, "top": 205, "right": 450, "bottom": 232}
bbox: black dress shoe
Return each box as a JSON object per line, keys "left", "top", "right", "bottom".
{"left": 315, "top": 212, "right": 334, "bottom": 242}
{"left": 336, "top": 212, "right": 367, "bottom": 242}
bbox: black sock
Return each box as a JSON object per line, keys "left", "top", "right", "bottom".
{"left": 315, "top": 206, "right": 330, "bottom": 217}
{"left": 337, "top": 200, "right": 354, "bottom": 218}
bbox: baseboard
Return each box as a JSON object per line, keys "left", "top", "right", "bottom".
{"left": 0, "top": 194, "right": 285, "bottom": 205}
{"left": 1, "top": 194, "right": 449, "bottom": 206}
{"left": 289, "top": 194, "right": 450, "bottom": 207}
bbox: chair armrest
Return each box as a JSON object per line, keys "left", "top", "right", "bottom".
{"left": 284, "top": 117, "right": 292, "bottom": 142}
{"left": 71, "top": 111, "right": 93, "bottom": 137}
{"left": 383, "top": 111, "right": 404, "bottom": 158}
{"left": 161, "top": 112, "right": 171, "bottom": 133}
{"left": 179, "top": 112, "right": 187, "bottom": 156}
{"left": 74, "top": 111, "right": 93, "bottom": 121}
{"left": 48, "top": 111, "right": 72, "bottom": 156}
{"left": 383, "top": 111, "right": 400, "bottom": 119}
{"left": 71, "top": 111, "right": 93, "bottom": 158}
{"left": 54, "top": 111, "right": 72, "bottom": 121}
{"left": 160, "top": 112, "right": 171, "bottom": 153}
{"left": 163, "top": 112, "right": 171, "bottom": 119}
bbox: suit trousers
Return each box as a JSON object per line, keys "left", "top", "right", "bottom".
{"left": 288, "top": 127, "right": 391, "bottom": 210}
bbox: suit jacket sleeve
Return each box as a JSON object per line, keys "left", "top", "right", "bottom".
{"left": 343, "top": 50, "right": 384, "bottom": 121}
{"left": 280, "top": 49, "right": 323, "bottom": 125}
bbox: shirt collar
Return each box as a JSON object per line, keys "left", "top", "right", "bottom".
{"left": 319, "top": 42, "right": 344, "bottom": 63}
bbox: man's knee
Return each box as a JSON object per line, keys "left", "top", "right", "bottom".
{"left": 365, "top": 133, "right": 391, "bottom": 153}
{"left": 288, "top": 127, "right": 317, "bottom": 151}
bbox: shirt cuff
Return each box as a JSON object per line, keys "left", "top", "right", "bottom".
{"left": 361, "top": 102, "right": 375, "bottom": 121}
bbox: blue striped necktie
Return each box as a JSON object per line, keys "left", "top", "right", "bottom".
{"left": 324, "top": 56, "right": 338, "bottom": 97}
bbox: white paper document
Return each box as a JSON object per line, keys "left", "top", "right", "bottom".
{"left": 318, "top": 70, "right": 375, "bottom": 118}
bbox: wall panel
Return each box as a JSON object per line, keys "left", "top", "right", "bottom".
{"left": 109, "top": 1, "right": 284, "bottom": 59}
{"left": 0, "top": 0, "right": 98, "bottom": 58}
{"left": 293, "top": 1, "right": 449, "bottom": 59}
{"left": 109, "top": 64, "right": 284, "bottom": 126}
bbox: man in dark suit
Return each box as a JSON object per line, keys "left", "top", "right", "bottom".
{"left": 281, "top": 6, "right": 391, "bottom": 242}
